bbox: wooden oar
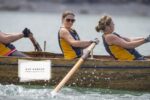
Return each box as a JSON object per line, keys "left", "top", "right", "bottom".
{"left": 29, "top": 36, "right": 42, "bottom": 51}
{"left": 51, "top": 42, "right": 98, "bottom": 97}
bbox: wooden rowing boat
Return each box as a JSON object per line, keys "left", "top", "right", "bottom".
{"left": 0, "top": 51, "right": 150, "bottom": 92}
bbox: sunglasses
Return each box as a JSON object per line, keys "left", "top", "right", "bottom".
{"left": 66, "top": 19, "right": 75, "bottom": 23}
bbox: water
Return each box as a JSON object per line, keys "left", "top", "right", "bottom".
{"left": 0, "top": 11, "right": 150, "bottom": 55}
{"left": 0, "top": 11, "right": 150, "bottom": 100}
{"left": 0, "top": 84, "right": 149, "bottom": 100}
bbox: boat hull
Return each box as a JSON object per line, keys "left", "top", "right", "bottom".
{"left": 0, "top": 52, "right": 150, "bottom": 92}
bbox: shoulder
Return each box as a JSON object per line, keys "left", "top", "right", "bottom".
{"left": 59, "top": 28, "right": 74, "bottom": 40}
{"left": 105, "top": 34, "right": 119, "bottom": 40}
{"left": 105, "top": 34, "right": 120, "bottom": 44}
{"left": 60, "top": 28, "right": 68, "bottom": 34}
{"left": 59, "top": 28, "right": 69, "bottom": 37}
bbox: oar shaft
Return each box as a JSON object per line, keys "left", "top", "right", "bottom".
{"left": 29, "top": 36, "right": 42, "bottom": 51}
{"left": 53, "top": 58, "right": 84, "bottom": 93}
{"left": 52, "top": 42, "right": 96, "bottom": 94}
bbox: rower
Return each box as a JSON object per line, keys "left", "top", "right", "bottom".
{"left": 58, "top": 10, "right": 99, "bottom": 60}
{"left": 95, "top": 15, "right": 150, "bottom": 60}
{"left": 0, "top": 28, "right": 32, "bottom": 57}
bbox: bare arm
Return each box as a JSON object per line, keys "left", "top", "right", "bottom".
{"left": 121, "top": 36, "right": 131, "bottom": 42}
{"left": 105, "top": 34, "right": 145, "bottom": 49}
{"left": 131, "top": 37, "right": 145, "bottom": 41}
{"left": 60, "top": 29, "right": 91, "bottom": 48}
{"left": 121, "top": 35, "right": 144, "bottom": 41}
{"left": 0, "top": 32, "right": 24, "bottom": 44}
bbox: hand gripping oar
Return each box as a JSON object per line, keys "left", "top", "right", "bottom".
{"left": 29, "top": 36, "right": 42, "bottom": 51}
{"left": 51, "top": 41, "right": 98, "bottom": 97}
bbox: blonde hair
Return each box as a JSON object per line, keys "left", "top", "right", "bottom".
{"left": 95, "top": 15, "right": 112, "bottom": 32}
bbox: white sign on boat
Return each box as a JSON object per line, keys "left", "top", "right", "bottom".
{"left": 18, "top": 59, "right": 51, "bottom": 82}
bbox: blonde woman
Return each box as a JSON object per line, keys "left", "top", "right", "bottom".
{"left": 95, "top": 15, "right": 150, "bottom": 60}
{"left": 58, "top": 11, "right": 98, "bottom": 60}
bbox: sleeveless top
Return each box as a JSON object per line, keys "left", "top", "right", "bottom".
{"left": 58, "top": 29, "right": 83, "bottom": 60}
{"left": 0, "top": 43, "right": 16, "bottom": 56}
{"left": 102, "top": 32, "right": 143, "bottom": 60}
{"left": 0, "top": 30, "right": 16, "bottom": 56}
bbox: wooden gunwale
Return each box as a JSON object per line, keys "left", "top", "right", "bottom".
{"left": 0, "top": 52, "right": 150, "bottom": 92}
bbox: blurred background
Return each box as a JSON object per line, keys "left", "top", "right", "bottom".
{"left": 0, "top": 0, "right": 150, "bottom": 15}
{"left": 0, "top": 0, "right": 150, "bottom": 56}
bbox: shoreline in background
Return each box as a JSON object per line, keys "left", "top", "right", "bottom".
{"left": 0, "top": 1, "right": 150, "bottom": 16}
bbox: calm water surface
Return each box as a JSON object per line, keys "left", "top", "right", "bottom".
{"left": 0, "top": 11, "right": 150, "bottom": 55}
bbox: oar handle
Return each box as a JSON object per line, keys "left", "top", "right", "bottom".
{"left": 82, "top": 43, "right": 96, "bottom": 59}
{"left": 29, "top": 36, "right": 42, "bottom": 51}
{"left": 51, "top": 42, "right": 97, "bottom": 97}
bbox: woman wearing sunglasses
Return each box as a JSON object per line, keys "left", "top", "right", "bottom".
{"left": 58, "top": 11, "right": 97, "bottom": 60}
{"left": 95, "top": 15, "right": 150, "bottom": 60}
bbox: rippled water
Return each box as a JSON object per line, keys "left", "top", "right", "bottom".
{"left": 0, "top": 84, "right": 149, "bottom": 100}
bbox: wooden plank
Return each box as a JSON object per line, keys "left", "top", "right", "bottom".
{"left": 0, "top": 52, "right": 150, "bottom": 91}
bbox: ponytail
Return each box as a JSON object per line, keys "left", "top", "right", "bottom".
{"left": 95, "top": 15, "right": 112, "bottom": 32}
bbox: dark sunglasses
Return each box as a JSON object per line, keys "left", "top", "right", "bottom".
{"left": 66, "top": 19, "right": 75, "bottom": 23}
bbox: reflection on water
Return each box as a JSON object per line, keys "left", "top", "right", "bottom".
{"left": 0, "top": 84, "right": 150, "bottom": 100}
{"left": 0, "top": 11, "right": 150, "bottom": 56}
